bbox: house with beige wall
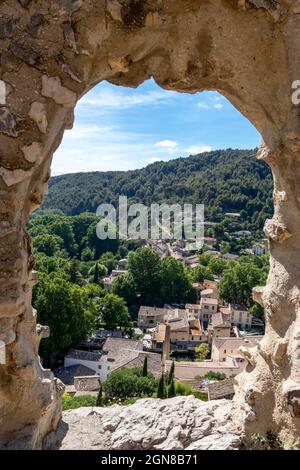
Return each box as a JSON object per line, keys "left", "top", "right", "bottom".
{"left": 219, "top": 304, "right": 253, "bottom": 330}
{"left": 211, "top": 335, "right": 263, "bottom": 363}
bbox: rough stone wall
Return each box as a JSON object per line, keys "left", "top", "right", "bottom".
{"left": 0, "top": 0, "right": 300, "bottom": 449}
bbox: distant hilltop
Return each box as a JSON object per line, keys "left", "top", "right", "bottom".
{"left": 43, "top": 149, "right": 273, "bottom": 233}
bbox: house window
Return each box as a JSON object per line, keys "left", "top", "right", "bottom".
{"left": 98, "top": 365, "right": 101, "bottom": 369}
{"left": 224, "top": 349, "right": 226, "bottom": 353}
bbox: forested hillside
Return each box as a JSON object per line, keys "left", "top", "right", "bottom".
{"left": 44, "top": 149, "right": 273, "bottom": 232}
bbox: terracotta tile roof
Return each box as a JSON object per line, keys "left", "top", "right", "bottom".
{"left": 201, "top": 297, "right": 218, "bottom": 305}
{"left": 219, "top": 306, "right": 230, "bottom": 315}
{"left": 153, "top": 323, "right": 167, "bottom": 342}
{"left": 213, "top": 336, "right": 263, "bottom": 351}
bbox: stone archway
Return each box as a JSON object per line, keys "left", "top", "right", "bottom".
{"left": 1, "top": 0, "right": 300, "bottom": 449}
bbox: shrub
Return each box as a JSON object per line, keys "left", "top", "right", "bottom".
{"left": 61, "top": 393, "right": 97, "bottom": 410}
{"left": 103, "top": 366, "right": 157, "bottom": 401}
{"left": 175, "top": 381, "right": 193, "bottom": 396}
{"left": 204, "top": 371, "right": 226, "bottom": 381}
{"left": 193, "top": 391, "right": 208, "bottom": 401}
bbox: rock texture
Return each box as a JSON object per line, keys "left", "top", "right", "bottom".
{"left": 0, "top": 0, "right": 300, "bottom": 450}
{"left": 46, "top": 397, "right": 241, "bottom": 450}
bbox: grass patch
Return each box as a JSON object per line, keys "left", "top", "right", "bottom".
{"left": 61, "top": 393, "right": 97, "bottom": 410}
{"left": 193, "top": 391, "right": 208, "bottom": 401}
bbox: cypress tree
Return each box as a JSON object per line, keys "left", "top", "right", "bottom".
{"left": 157, "top": 373, "right": 166, "bottom": 399}
{"left": 168, "top": 360, "right": 175, "bottom": 385}
{"left": 167, "top": 378, "right": 176, "bottom": 398}
{"left": 142, "top": 356, "right": 148, "bottom": 377}
{"left": 96, "top": 382, "right": 103, "bottom": 406}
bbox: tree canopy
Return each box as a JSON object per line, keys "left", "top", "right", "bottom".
{"left": 43, "top": 149, "right": 273, "bottom": 234}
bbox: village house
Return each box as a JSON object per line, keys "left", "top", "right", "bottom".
{"left": 138, "top": 305, "right": 186, "bottom": 330}
{"left": 64, "top": 349, "right": 102, "bottom": 374}
{"left": 202, "top": 236, "right": 217, "bottom": 247}
{"left": 184, "top": 254, "right": 200, "bottom": 268}
{"left": 201, "top": 287, "right": 218, "bottom": 300}
{"left": 204, "top": 249, "right": 221, "bottom": 258}
{"left": 147, "top": 240, "right": 170, "bottom": 259}
{"left": 222, "top": 253, "right": 240, "bottom": 261}
{"left": 98, "top": 337, "right": 161, "bottom": 381}
{"left": 210, "top": 311, "right": 232, "bottom": 340}
{"left": 151, "top": 314, "right": 208, "bottom": 353}
{"left": 55, "top": 363, "right": 98, "bottom": 394}
{"left": 165, "top": 357, "right": 241, "bottom": 380}
{"left": 219, "top": 304, "right": 253, "bottom": 330}
{"left": 104, "top": 269, "right": 128, "bottom": 289}
{"left": 186, "top": 298, "right": 218, "bottom": 329}
{"left": 111, "top": 269, "right": 128, "bottom": 278}
{"left": 200, "top": 297, "right": 219, "bottom": 328}
{"left": 252, "top": 242, "right": 268, "bottom": 256}
{"left": 211, "top": 335, "right": 263, "bottom": 363}
{"left": 64, "top": 338, "right": 162, "bottom": 383}
{"left": 202, "top": 279, "right": 219, "bottom": 291}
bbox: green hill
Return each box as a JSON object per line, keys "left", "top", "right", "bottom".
{"left": 43, "top": 148, "right": 273, "bottom": 233}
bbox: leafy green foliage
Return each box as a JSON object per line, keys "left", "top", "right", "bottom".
{"left": 123, "top": 247, "right": 197, "bottom": 309}
{"left": 175, "top": 381, "right": 193, "bottom": 396}
{"left": 61, "top": 393, "right": 97, "bottom": 410}
{"left": 98, "top": 293, "right": 132, "bottom": 330}
{"left": 103, "top": 367, "right": 158, "bottom": 401}
{"left": 159, "top": 257, "right": 197, "bottom": 304}
{"left": 43, "top": 149, "right": 273, "bottom": 234}
{"left": 218, "top": 255, "right": 268, "bottom": 308}
{"left": 112, "top": 272, "right": 137, "bottom": 308}
{"left": 251, "top": 431, "right": 284, "bottom": 450}
{"left": 34, "top": 273, "right": 95, "bottom": 367}
{"left": 128, "top": 247, "right": 161, "bottom": 304}
{"left": 193, "top": 391, "right": 208, "bottom": 401}
{"left": 204, "top": 371, "right": 226, "bottom": 381}
{"left": 195, "top": 343, "right": 210, "bottom": 362}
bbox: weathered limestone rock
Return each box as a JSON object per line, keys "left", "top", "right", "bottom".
{"left": 41, "top": 76, "right": 77, "bottom": 108}
{"left": 28, "top": 103, "right": 48, "bottom": 134}
{"left": 0, "top": 0, "right": 300, "bottom": 450}
{"left": 46, "top": 397, "right": 241, "bottom": 450}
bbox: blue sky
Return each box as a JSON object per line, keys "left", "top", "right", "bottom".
{"left": 52, "top": 79, "right": 260, "bottom": 175}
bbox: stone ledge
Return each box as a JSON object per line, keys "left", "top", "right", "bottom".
{"left": 45, "top": 396, "right": 241, "bottom": 450}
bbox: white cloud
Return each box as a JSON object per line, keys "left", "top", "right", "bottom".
{"left": 197, "top": 92, "right": 227, "bottom": 111}
{"left": 79, "top": 88, "right": 176, "bottom": 109}
{"left": 197, "top": 102, "right": 209, "bottom": 109}
{"left": 185, "top": 145, "right": 212, "bottom": 155}
{"left": 155, "top": 140, "right": 178, "bottom": 149}
{"left": 63, "top": 124, "right": 112, "bottom": 139}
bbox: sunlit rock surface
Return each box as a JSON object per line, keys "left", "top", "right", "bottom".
{"left": 46, "top": 397, "right": 241, "bottom": 450}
